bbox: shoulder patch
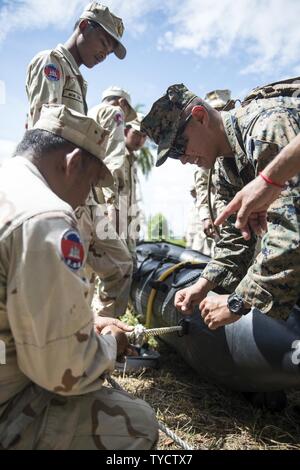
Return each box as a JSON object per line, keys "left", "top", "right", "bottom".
{"left": 44, "top": 63, "right": 61, "bottom": 82}
{"left": 114, "top": 112, "right": 124, "bottom": 126}
{"left": 61, "top": 230, "right": 84, "bottom": 271}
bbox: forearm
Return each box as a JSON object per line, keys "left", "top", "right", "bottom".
{"left": 235, "top": 195, "right": 300, "bottom": 319}
{"left": 201, "top": 222, "right": 256, "bottom": 289}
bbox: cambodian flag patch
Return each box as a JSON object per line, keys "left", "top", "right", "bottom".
{"left": 44, "top": 64, "right": 61, "bottom": 81}
{"left": 61, "top": 230, "right": 84, "bottom": 270}
{"left": 114, "top": 112, "right": 123, "bottom": 126}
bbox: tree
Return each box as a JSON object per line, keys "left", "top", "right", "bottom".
{"left": 134, "top": 103, "right": 155, "bottom": 178}
{"left": 136, "top": 145, "right": 155, "bottom": 178}
{"left": 147, "top": 213, "right": 170, "bottom": 241}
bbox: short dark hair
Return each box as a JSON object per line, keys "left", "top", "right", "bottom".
{"left": 14, "top": 129, "right": 101, "bottom": 171}
{"left": 14, "top": 129, "right": 73, "bottom": 158}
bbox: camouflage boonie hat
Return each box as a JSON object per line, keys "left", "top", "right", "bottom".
{"left": 80, "top": 2, "right": 126, "bottom": 60}
{"left": 34, "top": 104, "right": 113, "bottom": 187}
{"left": 141, "top": 84, "right": 197, "bottom": 167}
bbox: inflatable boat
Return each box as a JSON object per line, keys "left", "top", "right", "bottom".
{"left": 131, "top": 241, "right": 300, "bottom": 393}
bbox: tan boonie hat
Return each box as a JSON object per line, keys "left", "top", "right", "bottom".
{"left": 80, "top": 2, "right": 126, "bottom": 60}
{"left": 102, "top": 86, "right": 137, "bottom": 121}
{"left": 141, "top": 84, "right": 197, "bottom": 167}
{"left": 205, "top": 89, "right": 233, "bottom": 110}
{"left": 34, "top": 104, "right": 113, "bottom": 187}
{"left": 128, "top": 112, "right": 146, "bottom": 132}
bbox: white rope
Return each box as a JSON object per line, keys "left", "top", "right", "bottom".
{"left": 157, "top": 421, "right": 194, "bottom": 451}
{"left": 127, "top": 324, "right": 183, "bottom": 346}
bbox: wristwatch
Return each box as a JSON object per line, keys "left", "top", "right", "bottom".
{"left": 227, "top": 293, "right": 251, "bottom": 316}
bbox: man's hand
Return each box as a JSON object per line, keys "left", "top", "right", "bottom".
{"left": 94, "top": 316, "right": 133, "bottom": 335}
{"left": 174, "top": 278, "right": 215, "bottom": 314}
{"left": 203, "top": 218, "right": 216, "bottom": 238}
{"left": 214, "top": 176, "right": 281, "bottom": 240}
{"left": 100, "top": 324, "right": 132, "bottom": 357}
{"left": 200, "top": 295, "right": 241, "bottom": 330}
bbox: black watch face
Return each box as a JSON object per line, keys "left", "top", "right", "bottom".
{"left": 229, "top": 295, "right": 243, "bottom": 314}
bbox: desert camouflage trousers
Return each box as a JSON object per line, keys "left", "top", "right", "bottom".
{"left": 76, "top": 203, "right": 133, "bottom": 318}
{"left": 0, "top": 384, "right": 158, "bottom": 450}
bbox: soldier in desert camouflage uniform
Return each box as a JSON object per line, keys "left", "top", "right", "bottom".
{"left": 0, "top": 105, "right": 158, "bottom": 450}
{"left": 185, "top": 185, "right": 199, "bottom": 249}
{"left": 26, "top": 2, "right": 133, "bottom": 318}
{"left": 142, "top": 83, "right": 300, "bottom": 329}
{"left": 122, "top": 113, "right": 148, "bottom": 257}
{"left": 89, "top": 86, "right": 136, "bottom": 224}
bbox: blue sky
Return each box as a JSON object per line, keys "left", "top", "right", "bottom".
{"left": 1, "top": 0, "right": 300, "bottom": 236}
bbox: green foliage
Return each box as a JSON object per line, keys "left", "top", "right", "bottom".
{"left": 147, "top": 213, "right": 170, "bottom": 241}
{"left": 120, "top": 307, "right": 140, "bottom": 326}
{"left": 136, "top": 146, "right": 155, "bottom": 178}
{"left": 169, "top": 238, "right": 186, "bottom": 248}
{"left": 134, "top": 103, "right": 155, "bottom": 178}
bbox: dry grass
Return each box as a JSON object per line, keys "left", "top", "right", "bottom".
{"left": 112, "top": 341, "right": 300, "bottom": 450}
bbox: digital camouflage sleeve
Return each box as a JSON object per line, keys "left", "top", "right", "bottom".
{"left": 202, "top": 98, "right": 300, "bottom": 319}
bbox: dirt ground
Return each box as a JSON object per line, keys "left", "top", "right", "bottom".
{"left": 112, "top": 341, "right": 300, "bottom": 450}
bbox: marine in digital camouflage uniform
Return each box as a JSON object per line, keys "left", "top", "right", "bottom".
{"left": 142, "top": 82, "right": 300, "bottom": 328}
{"left": 0, "top": 105, "right": 158, "bottom": 449}
{"left": 192, "top": 90, "right": 234, "bottom": 256}
{"left": 26, "top": 2, "right": 133, "bottom": 318}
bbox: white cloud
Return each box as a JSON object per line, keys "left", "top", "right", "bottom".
{"left": 0, "top": 0, "right": 161, "bottom": 43}
{"left": 0, "top": 140, "right": 16, "bottom": 161}
{"left": 0, "top": 0, "right": 83, "bottom": 43}
{"left": 1, "top": 0, "right": 300, "bottom": 76}
{"left": 158, "top": 0, "right": 300, "bottom": 75}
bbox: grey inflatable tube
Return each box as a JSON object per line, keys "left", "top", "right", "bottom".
{"left": 131, "top": 241, "right": 300, "bottom": 392}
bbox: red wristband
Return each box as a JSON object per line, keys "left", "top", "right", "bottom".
{"left": 259, "top": 172, "right": 285, "bottom": 189}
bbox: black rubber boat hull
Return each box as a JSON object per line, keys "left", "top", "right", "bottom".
{"left": 131, "top": 242, "right": 300, "bottom": 392}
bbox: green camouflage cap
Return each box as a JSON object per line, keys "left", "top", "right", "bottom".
{"left": 80, "top": 2, "right": 126, "bottom": 59}
{"left": 34, "top": 104, "right": 114, "bottom": 187}
{"left": 141, "top": 84, "right": 197, "bottom": 167}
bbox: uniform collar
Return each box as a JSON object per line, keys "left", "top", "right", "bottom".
{"left": 55, "top": 44, "right": 85, "bottom": 79}
{"left": 13, "top": 156, "right": 50, "bottom": 187}
{"left": 13, "top": 156, "right": 74, "bottom": 212}
{"left": 125, "top": 147, "right": 135, "bottom": 164}
{"left": 221, "top": 111, "right": 249, "bottom": 174}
